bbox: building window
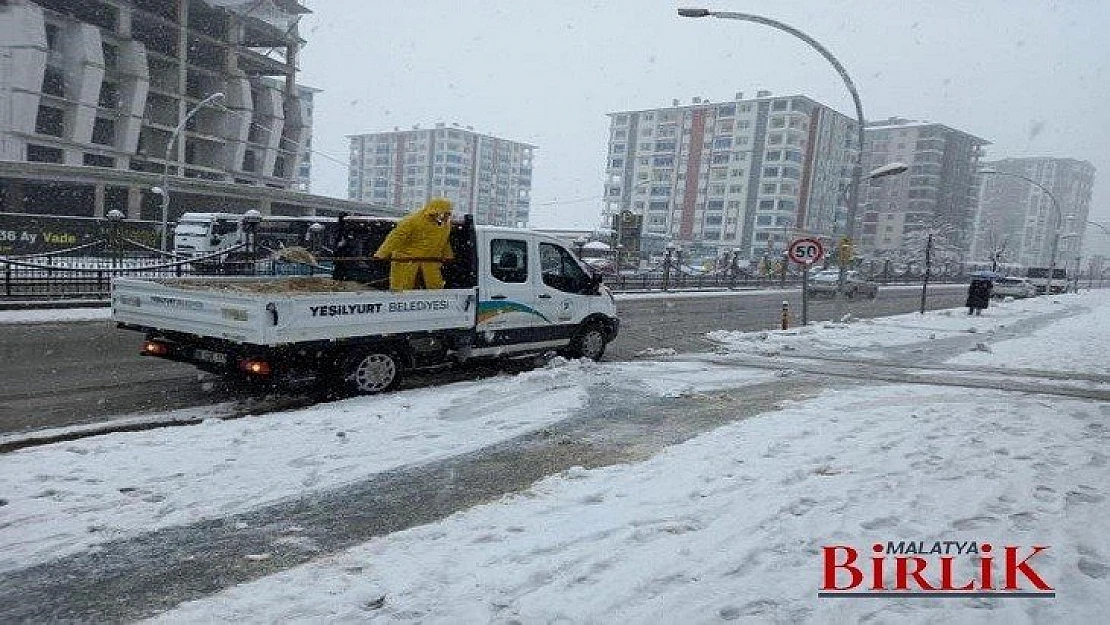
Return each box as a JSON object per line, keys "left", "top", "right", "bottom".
{"left": 35, "top": 106, "right": 65, "bottom": 137}
{"left": 45, "top": 22, "right": 61, "bottom": 51}
{"left": 98, "top": 82, "right": 119, "bottom": 109}
{"left": 83, "top": 154, "right": 115, "bottom": 168}
{"left": 91, "top": 118, "right": 115, "bottom": 145}
{"left": 27, "top": 144, "right": 64, "bottom": 163}
{"left": 41, "top": 67, "right": 65, "bottom": 97}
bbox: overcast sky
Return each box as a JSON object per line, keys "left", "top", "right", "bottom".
{"left": 297, "top": 0, "right": 1109, "bottom": 251}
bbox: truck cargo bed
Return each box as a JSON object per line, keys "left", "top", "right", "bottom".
{"left": 112, "top": 276, "right": 477, "bottom": 346}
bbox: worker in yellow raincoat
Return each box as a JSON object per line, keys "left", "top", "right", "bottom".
{"left": 373, "top": 198, "right": 454, "bottom": 290}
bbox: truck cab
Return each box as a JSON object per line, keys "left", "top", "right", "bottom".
{"left": 473, "top": 226, "right": 617, "bottom": 359}
{"left": 329, "top": 214, "right": 618, "bottom": 361}
{"left": 173, "top": 212, "right": 242, "bottom": 260}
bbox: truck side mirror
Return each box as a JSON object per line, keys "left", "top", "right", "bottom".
{"left": 590, "top": 272, "right": 603, "bottom": 291}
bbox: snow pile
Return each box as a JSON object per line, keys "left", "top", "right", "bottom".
{"left": 948, "top": 297, "right": 1110, "bottom": 374}
{"left": 707, "top": 293, "right": 1091, "bottom": 359}
{"left": 0, "top": 358, "right": 773, "bottom": 572}
{"left": 0, "top": 307, "right": 111, "bottom": 325}
{"left": 0, "top": 364, "right": 587, "bottom": 571}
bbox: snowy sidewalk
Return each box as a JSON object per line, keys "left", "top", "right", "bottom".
{"left": 148, "top": 291, "right": 1109, "bottom": 624}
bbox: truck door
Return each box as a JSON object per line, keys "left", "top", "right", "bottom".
{"left": 534, "top": 240, "right": 591, "bottom": 337}
{"left": 477, "top": 235, "right": 550, "bottom": 345}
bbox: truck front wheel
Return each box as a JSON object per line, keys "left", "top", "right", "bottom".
{"left": 344, "top": 350, "right": 402, "bottom": 394}
{"left": 563, "top": 322, "right": 608, "bottom": 361}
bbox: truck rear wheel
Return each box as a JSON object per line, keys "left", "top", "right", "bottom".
{"left": 563, "top": 322, "right": 608, "bottom": 361}
{"left": 344, "top": 349, "right": 402, "bottom": 394}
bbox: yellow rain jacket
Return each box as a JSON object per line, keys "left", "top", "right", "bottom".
{"left": 373, "top": 198, "right": 454, "bottom": 290}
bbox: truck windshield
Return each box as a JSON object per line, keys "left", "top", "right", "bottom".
{"left": 175, "top": 221, "right": 210, "bottom": 237}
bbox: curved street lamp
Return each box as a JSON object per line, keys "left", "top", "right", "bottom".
{"left": 156, "top": 92, "right": 226, "bottom": 251}
{"left": 978, "top": 168, "right": 1064, "bottom": 292}
{"left": 678, "top": 8, "right": 867, "bottom": 302}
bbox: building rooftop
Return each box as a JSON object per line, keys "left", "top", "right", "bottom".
{"left": 866, "top": 117, "right": 991, "bottom": 145}
{"left": 608, "top": 93, "right": 834, "bottom": 116}
{"left": 347, "top": 126, "right": 537, "bottom": 149}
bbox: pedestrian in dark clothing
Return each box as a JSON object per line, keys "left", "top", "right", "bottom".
{"left": 966, "top": 278, "right": 992, "bottom": 315}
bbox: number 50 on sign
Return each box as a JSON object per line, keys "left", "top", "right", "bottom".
{"left": 788, "top": 238, "right": 825, "bottom": 265}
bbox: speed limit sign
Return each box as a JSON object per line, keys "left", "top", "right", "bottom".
{"left": 787, "top": 238, "right": 825, "bottom": 265}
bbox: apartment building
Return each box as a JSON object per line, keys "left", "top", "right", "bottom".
{"left": 348, "top": 125, "right": 535, "bottom": 227}
{"left": 860, "top": 118, "right": 989, "bottom": 257}
{"left": 290, "top": 83, "right": 319, "bottom": 192}
{"left": 972, "top": 157, "right": 1096, "bottom": 267}
{"left": 0, "top": 0, "right": 315, "bottom": 220}
{"left": 603, "top": 92, "right": 858, "bottom": 259}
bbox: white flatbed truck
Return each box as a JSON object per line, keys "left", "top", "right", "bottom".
{"left": 113, "top": 216, "right": 619, "bottom": 393}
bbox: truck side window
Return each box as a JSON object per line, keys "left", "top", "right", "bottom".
{"left": 213, "top": 220, "right": 237, "bottom": 236}
{"left": 491, "top": 238, "right": 528, "bottom": 283}
{"left": 540, "top": 242, "right": 589, "bottom": 293}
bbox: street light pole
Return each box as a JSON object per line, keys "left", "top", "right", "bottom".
{"left": 156, "top": 92, "right": 225, "bottom": 251}
{"left": 978, "top": 169, "right": 1063, "bottom": 293}
{"left": 678, "top": 8, "right": 866, "bottom": 304}
{"left": 1077, "top": 221, "right": 1109, "bottom": 292}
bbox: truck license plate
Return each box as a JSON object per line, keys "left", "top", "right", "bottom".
{"left": 193, "top": 349, "right": 227, "bottom": 365}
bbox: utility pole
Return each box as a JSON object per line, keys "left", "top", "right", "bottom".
{"left": 920, "top": 233, "right": 933, "bottom": 314}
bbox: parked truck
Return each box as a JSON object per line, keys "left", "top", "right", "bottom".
{"left": 173, "top": 212, "right": 342, "bottom": 264}
{"left": 113, "top": 215, "right": 619, "bottom": 394}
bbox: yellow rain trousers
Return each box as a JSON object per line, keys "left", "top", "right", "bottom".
{"left": 373, "top": 198, "right": 455, "bottom": 290}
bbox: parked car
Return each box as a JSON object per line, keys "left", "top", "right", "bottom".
{"left": 807, "top": 270, "right": 879, "bottom": 298}
{"left": 992, "top": 276, "right": 1037, "bottom": 298}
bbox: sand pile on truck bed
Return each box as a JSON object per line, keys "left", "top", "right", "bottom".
{"left": 162, "top": 277, "right": 375, "bottom": 293}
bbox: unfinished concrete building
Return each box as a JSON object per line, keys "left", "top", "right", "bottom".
{"left": 0, "top": 0, "right": 316, "bottom": 220}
